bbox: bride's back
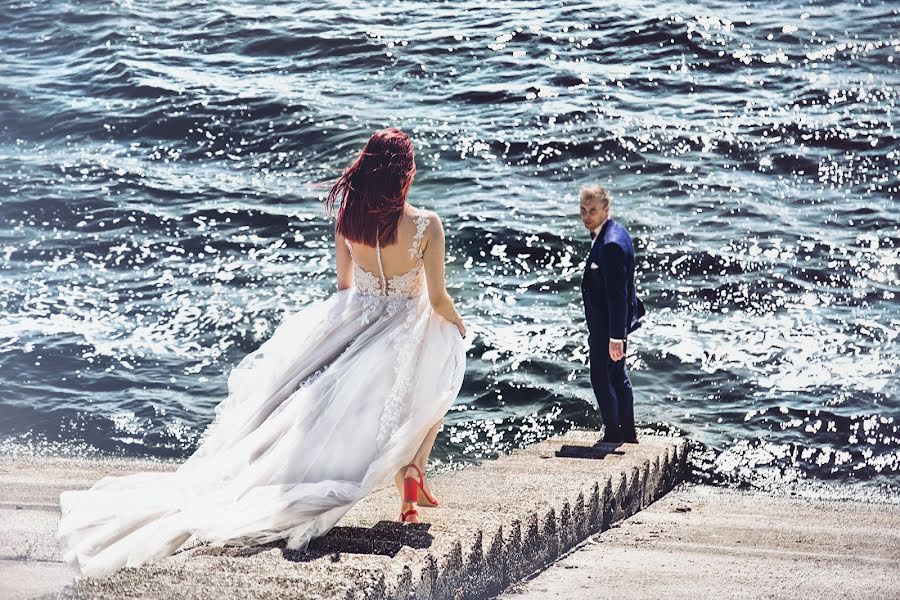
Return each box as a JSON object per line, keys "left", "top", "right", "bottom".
{"left": 346, "top": 206, "right": 427, "bottom": 279}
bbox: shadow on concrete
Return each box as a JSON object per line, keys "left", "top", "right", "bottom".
{"left": 555, "top": 443, "right": 626, "bottom": 459}
{"left": 283, "top": 521, "right": 434, "bottom": 561}
{"left": 185, "top": 521, "right": 434, "bottom": 562}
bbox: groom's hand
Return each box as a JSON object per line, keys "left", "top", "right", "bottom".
{"left": 608, "top": 340, "right": 624, "bottom": 362}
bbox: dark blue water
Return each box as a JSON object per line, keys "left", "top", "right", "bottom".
{"left": 1, "top": 0, "right": 898, "bottom": 500}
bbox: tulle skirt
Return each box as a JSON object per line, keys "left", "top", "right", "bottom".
{"left": 57, "top": 289, "right": 467, "bottom": 577}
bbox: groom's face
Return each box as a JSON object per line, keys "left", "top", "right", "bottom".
{"left": 580, "top": 197, "right": 609, "bottom": 232}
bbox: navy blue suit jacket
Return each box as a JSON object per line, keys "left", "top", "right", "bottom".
{"left": 581, "top": 219, "right": 639, "bottom": 340}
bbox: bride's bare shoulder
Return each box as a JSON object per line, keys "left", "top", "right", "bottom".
{"left": 415, "top": 209, "right": 444, "bottom": 246}
{"left": 408, "top": 205, "right": 441, "bottom": 228}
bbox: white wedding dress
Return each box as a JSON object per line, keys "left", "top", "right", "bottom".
{"left": 57, "top": 209, "right": 467, "bottom": 577}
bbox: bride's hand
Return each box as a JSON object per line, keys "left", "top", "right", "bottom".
{"left": 454, "top": 319, "right": 466, "bottom": 338}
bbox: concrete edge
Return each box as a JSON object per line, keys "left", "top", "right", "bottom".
{"left": 389, "top": 438, "right": 689, "bottom": 600}
{"left": 51, "top": 436, "right": 689, "bottom": 600}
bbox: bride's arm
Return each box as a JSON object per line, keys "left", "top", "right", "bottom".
{"left": 422, "top": 214, "right": 465, "bottom": 337}
{"left": 335, "top": 228, "right": 353, "bottom": 291}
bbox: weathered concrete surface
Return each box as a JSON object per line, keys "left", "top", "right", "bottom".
{"left": 0, "top": 432, "right": 686, "bottom": 600}
{"left": 0, "top": 455, "right": 172, "bottom": 600}
{"left": 499, "top": 483, "right": 900, "bottom": 600}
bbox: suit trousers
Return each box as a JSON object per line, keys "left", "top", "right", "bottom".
{"left": 588, "top": 334, "right": 635, "bottom": 442}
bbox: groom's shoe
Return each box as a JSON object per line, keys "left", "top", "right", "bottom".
{"left": 596, "top": 431, "right": 624, "bottom": 446}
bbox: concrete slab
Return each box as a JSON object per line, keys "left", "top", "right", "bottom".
{"left": 0, "top": 455, "right": 176, "bottom": 507}
{"left": 0, "top": 456, "right": 177, "bottom": 600}
{"left": 498, "top": 483, "right": 900, "bottom": 600}
{"left": 0, "top": 506, "right": 62, "bottom": 562}
{"left": 0, "top": 432, "right": 686, "bottom": 600}
{"left": 0, "top": 559, "right": 72, "bottom": 600}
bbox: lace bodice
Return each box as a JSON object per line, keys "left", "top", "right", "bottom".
{"left": 345, "top": 209, "right": 429, "bottom": 299}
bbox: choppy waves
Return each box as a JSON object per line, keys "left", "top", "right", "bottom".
{"left": 1, "top": 0, "right": 898, "bottom": 500}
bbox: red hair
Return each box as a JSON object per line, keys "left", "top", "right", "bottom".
{"left": 325, "top": 127, "right": 416, "bottom": 247}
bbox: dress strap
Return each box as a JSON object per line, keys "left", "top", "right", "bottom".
{"left": 375, "top": 226, "right": 387, "bottom": 293}
{"left": 409, "top": 209, "right": 430, "bottom": 261}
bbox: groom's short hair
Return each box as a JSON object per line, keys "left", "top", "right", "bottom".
{"left": 580, "top": 185, "right": 611, "bottom": 207}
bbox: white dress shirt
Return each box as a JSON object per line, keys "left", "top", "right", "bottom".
{"left": 590, "top": 220, "right": 606, "bottom": 246}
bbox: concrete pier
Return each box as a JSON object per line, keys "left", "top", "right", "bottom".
{"left": 0, "top": 432, "right": 687, "bottom": 600}
{"left": 499, "top": 483, "right": 900, "bottom": 600}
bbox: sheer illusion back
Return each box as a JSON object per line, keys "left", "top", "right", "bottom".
{"left": 344, "top": 207, "right": 430, "bottom": 298}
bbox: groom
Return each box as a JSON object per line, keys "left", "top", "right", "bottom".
{"left": 579, "top": 185, "right": 640, "bottom": 444}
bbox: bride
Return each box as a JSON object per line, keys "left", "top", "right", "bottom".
{"left": 57, "top": 127, "right": 468, "bottom": 577}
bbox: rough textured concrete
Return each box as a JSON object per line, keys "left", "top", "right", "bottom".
{"left": 0, "top": 455, "right": 172, "bottom": 600}
{"left": 499, "top": 483, "right": 900, "bottom": 600}
{"left": 0, "top": 432, "right": 686, "bottom": 600}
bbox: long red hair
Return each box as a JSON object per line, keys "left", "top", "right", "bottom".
{"left": 325, "top": 127, "right": 416, "bottom": 247}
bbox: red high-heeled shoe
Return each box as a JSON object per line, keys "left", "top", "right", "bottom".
{"left": 400, "top": 469, "right": 420, "bottom": 523}
{"left": 405, "top": 463, "right": 439, "bottom": 508}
